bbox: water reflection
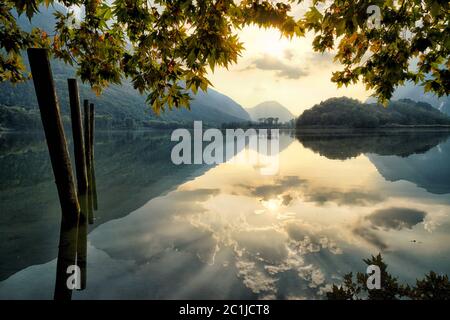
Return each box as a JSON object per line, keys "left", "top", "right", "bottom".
{"left": 0, "top": 130, "right": 215, "bottom": 282}
{"left": 295, "top": 130, "right": 450, "bottom": 159}
{"left": 296, "top": 130, "right": 450, "bottom": 194}
{"left": 0, "top": 130, "right": 450, "bottom": 299}
{"left": 54, "top": 214, "right": 79, "bottom": 300}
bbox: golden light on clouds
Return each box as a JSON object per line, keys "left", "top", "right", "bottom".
{"left": 207, "top": 25, "right": 372, "bottom": 116}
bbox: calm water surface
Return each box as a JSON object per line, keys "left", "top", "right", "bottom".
{"left": 1, "top": 130, "right": 450, "bottom": 299}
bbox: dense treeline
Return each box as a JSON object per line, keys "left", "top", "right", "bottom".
{"left": 295, "top": 131, "right": 450, "bottom": 160}
{"left": 0, "top": 104, "right": 201, "bottom": 131}
{"left": 222, "top": 120, "right": 295, "bottom": 129}
{"left": 0, "top": 104, "right": 113, "bottom": 130}
{"left": 297, "top": 98, "right": 450, "bottom": 129}
{"left": 0, "top": 105, "right": 42, "bottom": 131}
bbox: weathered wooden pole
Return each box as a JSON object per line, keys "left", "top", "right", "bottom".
{"left": 84, "top": 100, "right": 94, "bottom": 224}
{"left": 68, "top": 79, "right": 88, "bottom": 288}
{"left": 54, "top": 218, "right": 79, "bottom": 300}
{"left": 91, "top": 161, "right": 98, "bottom": 211}
{"left": 76, "top": 219, "right": 87, "bottom": 289}
{"left": 27, "top": 51, "right": 79, "bottom": 223}
{"left": 89, "top": 103, "right": 98, "bottom": 211}
{"left": 27, "top": 48, "right": 80, "bottom": 300}
{"left": 68, "top": 80, "right": 88, "bottom": 218}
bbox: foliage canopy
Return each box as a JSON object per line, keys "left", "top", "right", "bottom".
{"left": 1, "top": 0, "right": 449, "bottom": 113}
{"left": 327, "top": 254, "right": 450, "bottom": 300}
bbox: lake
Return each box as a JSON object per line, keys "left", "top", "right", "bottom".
{"left": 1, "top": 129, "right": 450, "bottom": 299}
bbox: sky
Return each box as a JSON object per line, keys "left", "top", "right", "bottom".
{"left": 207, "top": 26, "right": 372, "bottom": 116}
{"left": 70, "top": 1, "right": 373, "bottom": 117}
{"left": 204, "top": 1, "right": 373, "bottom": 116}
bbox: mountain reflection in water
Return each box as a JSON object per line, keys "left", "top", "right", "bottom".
{"left": 0, "top": 129, "right": 449, "bottom": 299}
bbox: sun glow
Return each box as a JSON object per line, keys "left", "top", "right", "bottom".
{"left": 262, "top": 37, "right": 290, "bottom": 58}
{"left": 207, "top": 24, "right": 371, "bottom": 114}
{"left": 256, "top": 30, "right": 291, "bottom": 59}
{"left": 262, "top": 198, "right": 282, "bottom": 212}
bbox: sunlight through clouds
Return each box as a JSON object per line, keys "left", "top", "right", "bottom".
{"left": 207, "top": 0, "right": 371, "bottom": 116}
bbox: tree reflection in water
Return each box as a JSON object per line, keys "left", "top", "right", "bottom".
{"left": 327, "top": 254, "right": 450, "bottom": 300}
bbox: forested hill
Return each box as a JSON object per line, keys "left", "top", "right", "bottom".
{"left": 297, "top": 97, "right": 450, "bottom": 129}
{"left": 0, "top": 66, "right": 251, "bottom": 130}
{"left": 0, "top": 4, "right": 250, "bottom": 131}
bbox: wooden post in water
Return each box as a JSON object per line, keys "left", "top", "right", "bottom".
{"left": 68, "top": 79, "right": 88, "bottom": 289}
{"left": 54, "top": 218, "right": 79, "bottom": 300}
{"left": 89, "top": 103, "right": 98, "bottom": 211}
{"left": 84, "top": 100, "right": 94, "bottom": 224}
{"left": 27, "top": 48, "right": 80, "bottom": 300}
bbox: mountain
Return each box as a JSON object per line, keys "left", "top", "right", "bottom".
{"left": 366, "top": 83, "right": 450, "bottom": 117}
{"left": 294, "top": 131, "right": 450, "bottom": 194}
{"left": 0, "top": 65, "right": 251, "bottom": 130}
{"left": 368, "top": 138, "right": 450, "bottom": 195}
{"left": 390, "top": 82, "right": 450, "bottom": 116}
{"left": 246, "top": 101, "right": 295, "bottom": 123}
{"left": 0, "top": 4, "right": 250, "bottom": 130}
{"left": 297, "top": 97, "right": 450, "bottom": 128}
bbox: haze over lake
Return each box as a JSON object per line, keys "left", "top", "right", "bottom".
{"left": 1, "top": 129, "right": 450, "bottom": 299}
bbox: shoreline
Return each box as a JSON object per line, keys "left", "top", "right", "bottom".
{"left": 3, "top": 125, "right": 450, "bottom": 134}
{"left": 295, "top": 125, "right": 450, "bottom": 133}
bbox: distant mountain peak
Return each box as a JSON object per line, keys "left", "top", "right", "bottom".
{"left": 366, "top": 82, "right": 450, "bottom": 117}
{"left": 246, "top": 101, "right": 295, "bottom": 122}
{"left": 257, "top": 100, "right": 283, "bottom": 105}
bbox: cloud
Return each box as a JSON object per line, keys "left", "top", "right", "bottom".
{"left": 366, "top": 207, "right": 427, "bottom": 231}
{"left": 306, "top": 51, "right": 335, "bottom": 66}
{"left": 237, "top": 176, "right": 305, "bottom": 202}
{"left": 284, "top": 221, "right": 342, "bottom": 255}
{"left": 244, "top": 54, "right": 309, "bottom": 79}
{"left": 353, "top": 225, "right": 388, "bottom": 250}
{"left": 251, "top": 176, "right": 305, "bottom": 199}
{"left": 352, "top": 207, "right": 427, "bottom": 251}
{"left": 235, "top": 259, "right": 278, "bottom": 295}
{"left": 285, "top": 49, "right": 335, "bottom": 67}
{"left": 235, "top": 229, "right": 289, "bottom": 264}
{"left": 237, "top": 177, "right": 382, "bottom": 209}
{"left": 303, "top": 189, "right": 384, "bottom": 207}
{"left": 282, "top": 194, "right": 294, "bottom": 206}
{"left": 170, "top": 188, "right": 220, "bottom": 202}
{"left": 284, "top": 48, "right": 295, "bottom": 61}
{"left": 283, "top": 48, "right": 334, "bottom": 66}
